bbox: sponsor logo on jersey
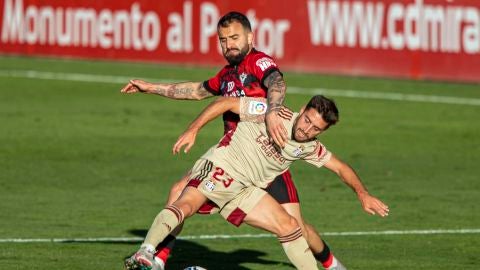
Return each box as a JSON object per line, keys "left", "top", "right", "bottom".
{"left": 225, "top": 89, "right": 246, "bottom": 97}
{"left": 255, "top": 133, "right": 286, "bottom": 164}
{"left": 256, "top": 57, "right": 277, "bottom": 71}
{"left": 227, "top": 81, "right": 235, "bottom": 92}
{"left": 248, "top": 101, "right": 267, "bottom": 115}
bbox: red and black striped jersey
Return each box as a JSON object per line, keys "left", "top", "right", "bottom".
{"left": 202, "top": 48, "right": 282, "bottom": 134}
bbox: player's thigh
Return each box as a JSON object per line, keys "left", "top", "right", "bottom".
{"left": 243, "top": 193, "right": 298, "bottom": 236}
{"left": 219, "top": 185, "right": 266, "bottom": 227}
{"left": 166, "top": 170, "right": 191, "bottom": 205}
{"left": 264, "top": 171, "right": 304, "bottom": 226}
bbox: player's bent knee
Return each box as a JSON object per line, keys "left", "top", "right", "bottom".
{"left": 294, "top": 217, "right": 307, "bottom": 234}
{"left": 173, "top": 188, "right": 206, "bottom": 218}
{"left": 276, "top": 215, "right": 300, "bottom": 237}
{"left": 173, "top": 201, "right": 194, "bottom": 218}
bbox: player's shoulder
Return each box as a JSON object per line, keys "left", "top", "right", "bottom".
{"left": 249, "top": 48, "right": 273, "bottom": 58}
{"left": 278, "top": 109, "right": 296, "bottom": 134}
{"left": 278, "top": 107, "right": 294, "bottom": 121}
{"left": 246, "top": 49, "right": 277, "bottom": 65}
{"left": 247, "top": 49, "right": 275, "bottom": 62}
{"left": 311, "top": 139, "right": 329, "bottom": 157}
{"left": 239, "top": 49, "right": 280, "bottom": 77}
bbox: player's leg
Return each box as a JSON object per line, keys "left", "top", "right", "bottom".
{"left": 265, "top": 172, "right": 322, "bottom": 249}
{"left": 283, "top": 203, "right": 346, "bottom": 270}
{"left": 155, "top": 169, "right": 228, "bottom": 267}
{"left": 127, "top": 159, "right": 220, "bottom": 270}
{"left": 282, "top": 203, "right": 322, "bottom": 251}
{"left": 267, "top": 171, "right": 346, "bottom": 270}
{"left": 151, "top": 159, "right": 245, "bottom": 269}
{"left": 242, "top": 191, "right": 317, "bottom": 270}
{"left": 154, "top": 171, "right": 191, "bottom": 267}
{"left": 126, "top": 186, "right": 207, "bottom": 270}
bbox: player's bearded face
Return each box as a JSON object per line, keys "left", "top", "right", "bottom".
{"left": 218, "top": 22, "right": 252, "bottom": 65}
{"left": 224, "top": 44, "right": 250, "bottom": 65}
{"left": 293, "top": 108, "right": 328, "bottom": 142}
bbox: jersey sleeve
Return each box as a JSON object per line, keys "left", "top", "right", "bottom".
{"left": 250, "top": 53, "right": 283, "bottom": 88}
{"left": 239, "top": 97, "right": 267, "bottom": 123}
{"left": 303, "top": 141, "right": 332, "bottom": 168}
{"left": 202, "top": 69, "right": 224, "bottom": 96}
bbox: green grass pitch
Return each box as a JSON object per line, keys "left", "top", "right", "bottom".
{"left": 0, "top": 55, "right": 479, "bottom": 269}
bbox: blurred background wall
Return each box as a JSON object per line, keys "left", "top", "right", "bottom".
{"left": 1, "top": 0, "right": 479, "bottom": 83}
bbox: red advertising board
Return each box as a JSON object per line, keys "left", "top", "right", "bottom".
{"left": 1, "top": 0, "right": 479, "bottom": 83}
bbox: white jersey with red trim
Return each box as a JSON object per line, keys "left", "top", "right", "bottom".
{"left": 201, "top": 97, "right": 331, "bottom": 189}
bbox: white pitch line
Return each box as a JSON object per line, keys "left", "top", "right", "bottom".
{"left": 1, "top": 69, "right": 479, "bottom": 106}
{"left": 0, "top": 69, "right": 175, "bottom": 84}
{"left": 1, "top": 229, "right": 479, "bottom": 243}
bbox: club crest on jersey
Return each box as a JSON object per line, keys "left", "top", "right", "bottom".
{"left": 256, "top": 57, "right": 277, "bottom": 71}
{"left": 293, "top": 145, "right": 305, "bottom": 157}
{"left": 248, "top": 101, "right": 267, "bottom": 115}
{"left": 239, "top": 72, "right": 248, "bottom": 85}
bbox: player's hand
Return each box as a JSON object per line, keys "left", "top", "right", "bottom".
{"left": 120, "top": 79, "right": 153, "bottom": 94}
{"left": 120, "top": 81, "right": 139, "bottom": 93}
{"left": 357, "top": 192, "right": 389, "bottom": 217}
{"left": 265, "top": 110, "right": 288, "bottom": 148}
{"left": 173, "top": 129, "right": 198, "bottom": 154}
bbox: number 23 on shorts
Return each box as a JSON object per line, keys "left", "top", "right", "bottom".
{"left": 212, "top": 167, "right": 234, "bottom": 188}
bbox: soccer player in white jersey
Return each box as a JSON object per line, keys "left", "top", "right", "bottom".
{"left": 121, "top": 12, "right": 340, "bottom": 270}
{"left": 125, "top": 95, "right": 389, "bottom": 270}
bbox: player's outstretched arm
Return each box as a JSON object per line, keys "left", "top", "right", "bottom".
{"left": 173, "top": 97, "right": 240, "bottom": 154}
{"left": 324, "top": 154, "right": 390, "bottom": 217}
{"left": 263, "top": 71, "right": 288, "bottom": 148}
{"left": 120, "top": 79, "right": 214, "bottom": 100}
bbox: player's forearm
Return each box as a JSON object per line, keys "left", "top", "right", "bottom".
{"left": 264, "top": 71, "right": 286, "bottom": 113}
{"left": 150, "top": 82, "right": 212, "bottom": 100}
{"left": 187, "top": 97, "right": 240, "bottom": 132}
{"left": 338, "top": 165, "right": 369, "bottom": 196}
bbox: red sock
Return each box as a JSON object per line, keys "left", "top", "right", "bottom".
{"left": 154, "top": 234, "right": 176, "bottom": 264}
{"left": 321, "top": 253, "right": 334, "bottom": 269}
{"left": 154, "top": 247, "right": 171, "bottom": 263}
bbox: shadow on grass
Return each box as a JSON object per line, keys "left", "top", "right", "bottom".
{"left": 127, "top": 229, "right": 293, "bottom": 270}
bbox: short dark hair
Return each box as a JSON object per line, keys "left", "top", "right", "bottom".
{"left": 305, "top": 95, "right": 339, "bottom": 129}
{"left": 217, "top": 11, "right": 252, "bottom": 31}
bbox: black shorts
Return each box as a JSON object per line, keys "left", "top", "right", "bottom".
{"left": 264, "top": 170, "right": 300, "bottom": 204}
